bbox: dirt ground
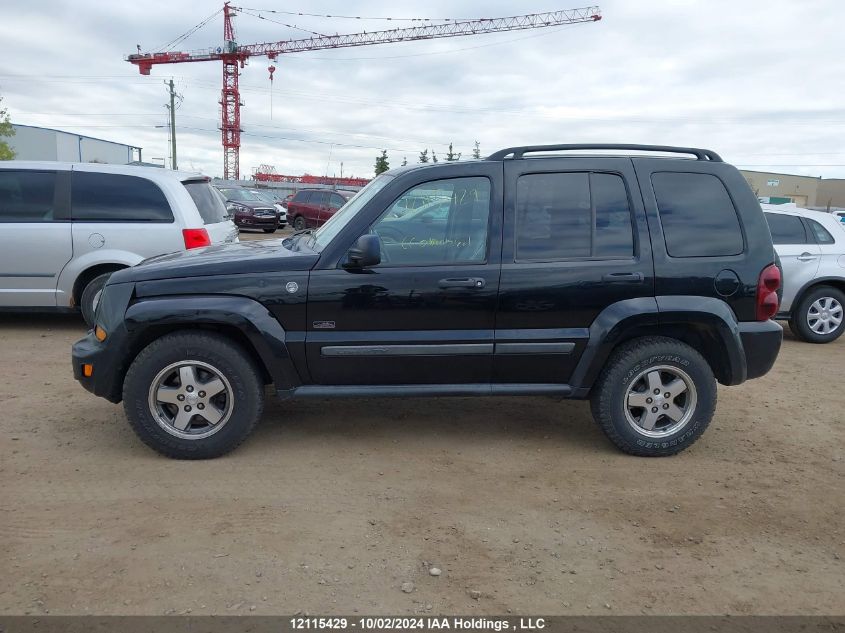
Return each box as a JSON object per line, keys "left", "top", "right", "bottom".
{"left": 1, "top": 230, "right": 843, "bottom": 615}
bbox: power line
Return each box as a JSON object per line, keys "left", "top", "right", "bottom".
{"left": 236, "top": 7, "right": 464, "bottom": 22}
{"left": 235, "top": 8, "right": 329, "bottom": 38}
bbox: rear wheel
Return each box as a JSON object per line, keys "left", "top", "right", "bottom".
{"left": 590, "top": 337, "right": 716, "bottom": 456}
{"left": 789, "top": 286, "right": 845, "bottom": 343}
{"left": 80, "top": 272, "right": 113, "bottom": 327}
{"left": 293, "top": 216, "right": 306, "bottom": 231}
{"left": 123, "top": 332, "right": 264, "bottom": 459}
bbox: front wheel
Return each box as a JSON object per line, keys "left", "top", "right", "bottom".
{"left": 122, "top": 332, "right": 264, "bottom": 459}
{"left": 590, "top": 337, "right": 716, "bottom": 456}
{"left": 789, "top": 286, "right": 845, "bottom": 343}
{"left": 293, "top": 216, "right": 306, "bottom": 231}
{"left": 262, "top": 228, "right": 277, "bottom": 234}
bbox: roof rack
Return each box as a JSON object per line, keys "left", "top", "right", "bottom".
{"left": 487, "top": 144, "right": 723, "bottom": 162}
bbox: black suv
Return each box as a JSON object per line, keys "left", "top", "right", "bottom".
{"left": 73, "top": 144, "right": 783, "bottom": 459}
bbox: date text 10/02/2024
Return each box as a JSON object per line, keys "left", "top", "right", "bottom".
{"left": 290, "top": 618, "right": 547, "bottom": 631}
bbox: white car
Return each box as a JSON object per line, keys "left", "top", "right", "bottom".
{"left": 0, "top": 161, "right": 239, "bottom": 325}
{"left": 762, "top": 204, "right": 845, "bottom": 342}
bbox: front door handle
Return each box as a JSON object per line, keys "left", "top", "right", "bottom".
{"left": 797, "top": 253, "right": 818, "bottom": 262}
{"left": 601, "top": 272, "right": 644, "bottom": 283}
{"left": 438, "top": 277, "right": 485, "bottom": 289}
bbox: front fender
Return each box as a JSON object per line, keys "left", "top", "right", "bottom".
{"left": 123, "top": 295, "right": 301, "bottom": 390}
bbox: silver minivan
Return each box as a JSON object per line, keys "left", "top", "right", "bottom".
{"left": 0, "top": 162, "right": 238, "bottom": 325}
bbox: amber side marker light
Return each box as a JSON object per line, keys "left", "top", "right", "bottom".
{"left": 82, "top": 364, "right": 94, "bottom": 377}
{"left": 95, "top": 326, "right": 107, "bottom": 342}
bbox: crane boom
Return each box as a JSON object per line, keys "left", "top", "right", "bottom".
{"left": 127, "top": 3, "right": 602, "bottom": 179}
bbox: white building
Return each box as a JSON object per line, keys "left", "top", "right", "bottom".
{"left": 9, "top": 124, "right": 143, "bottom": 165}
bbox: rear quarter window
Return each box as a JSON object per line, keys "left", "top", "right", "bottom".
{"left": 652, "top": 172, "right": 744, "bottom": 257}
{"left": 72, "top": 172, "right": 173, "bottom": 222}
{"left": 184, "top": 180, "right": 227, "bottom": 225}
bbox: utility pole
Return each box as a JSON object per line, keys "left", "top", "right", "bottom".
{"left": 165, "top": 79, "right": 178, "bottom": 170}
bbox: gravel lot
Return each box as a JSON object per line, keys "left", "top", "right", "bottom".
{"left": 1, "top": 229, "right": 843, "bottom": 615}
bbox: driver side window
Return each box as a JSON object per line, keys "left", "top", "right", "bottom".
{"left": 371, "top": 177, "right": 491, "bottom": 266}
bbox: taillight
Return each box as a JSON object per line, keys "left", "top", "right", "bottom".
{"left": 182, "top": 228, "right": 211, "bottom": 250}
{"left": 756, "top": 264, "right": 781, "bottom": 321}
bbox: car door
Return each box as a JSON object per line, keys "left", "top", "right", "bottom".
{"left": 764, "top": 211, "right": 820, "bottom": 312}
{"left": 326, "top": 193, "right": 346, "bottom": 224}
{"left": 311, "top": 191, "right": 329, "bottom": 226}
{"left": 495, "top": 159, "right": 654, "bottom": 384}
{"left": 0, "top": 168, "right": 72, "bottom": 307}
{"left": 305, "top": 165, "right": 503, "bottom": 385}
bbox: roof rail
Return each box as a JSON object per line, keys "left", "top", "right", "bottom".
{"left": 487, "top": 144, "right": 723, "bottom": 162}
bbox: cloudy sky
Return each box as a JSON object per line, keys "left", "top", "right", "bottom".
{"left": 2, "top": 0, "right": 844, "bottom": 180}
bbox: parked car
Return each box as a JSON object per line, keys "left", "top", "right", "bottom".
{"left": 832, "top": 210, "right": 845, "bottom": 225}
{"left": 0, "top": 161, "right": 238, "bottom": 326}
{"left": 762, "top": 204, "right": 845, "bottom": 343}
{"left": 216, "top": 186, "right": 280, "bottom": 233}
{"left": 374, "top": 198, "right": 452, "bottom": 243}
{"left": 73, "top": 144, "right": 782, "bottom": 459}
{"left": 248, "top": 188, "right": 287, "bottom": 227}
{"left": 286, "top": 189, "right": 355, "bottom": 230}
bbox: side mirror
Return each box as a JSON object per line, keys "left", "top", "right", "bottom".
{"left": 345, "top": 234, "right": 381, "bottom": 269}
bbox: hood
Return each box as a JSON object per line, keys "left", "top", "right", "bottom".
{"left": 109, "top": 238, "right": 318, "bottom": 284}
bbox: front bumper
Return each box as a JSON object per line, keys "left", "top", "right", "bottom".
{"left": 738, "top": 319, "right": 783, "bottom": 380}
{"left": 236, "top": 214, "right": 279, "bottom": 228}
{"left": 72, "top": 331, "right": 125, "bottom": 403}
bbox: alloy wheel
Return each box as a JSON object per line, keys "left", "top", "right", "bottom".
{"left": 624, "top": 365, "right": 698, "bottom": 438}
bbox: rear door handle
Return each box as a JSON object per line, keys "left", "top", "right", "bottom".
{"left": 438, "top": 277, "right": 486, "bottom": 289}
{"left": 797, "top": 253, "right": 818, "bottom": 262}
{"left": 601, "top": 272, "right": 644, "bottom": 283}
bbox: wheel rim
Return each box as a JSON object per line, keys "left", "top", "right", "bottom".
{"left": 624, "top": 365, "right": 698, "bottom": 438}
{"left": 147, "top": 361, "right": 234, "bottom": 440}
{"left": 294, "top": 217, "right": 305, "bottom": 230}
{"left": 807, "top": 297, "right": 843, "bottom": 335}
{"left": 91, "top": 288, "right": 103, "bottom": 315}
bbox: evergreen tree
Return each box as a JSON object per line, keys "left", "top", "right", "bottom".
{"left": 401, "top": 156, "right": 407, "bottom": 166}
{"left": 374, "top": 149, "right": 389, "bottom": 175}
{"left": 431, "top": 150, "right": 438, "bottom": 163}
{"left": 445, "top": 142, "right": 461, "bottom": 162}
{"left": 472, "top": 141, "right": 481, "bottom": 160}
{"left": 0, "top": 97, "right": 15, "bottom": 161}
{"left": 418, "top": 149, "right": 429, "bottom": 163}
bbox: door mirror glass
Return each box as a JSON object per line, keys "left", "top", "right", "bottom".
{"left": 345, "top": 234, "right": 381, "bottom": 269}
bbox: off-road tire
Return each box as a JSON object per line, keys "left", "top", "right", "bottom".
{"left": 788, "top": 285, "right": 845, "bottom": 344}
{"left": 123, "top": 331, "right": 264, "bottom": 459}
{"left": 590, "top": 336, "right": 717, "bottom": 457}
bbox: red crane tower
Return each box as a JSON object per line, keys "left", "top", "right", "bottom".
{"left": 128, "top": 4, "right": 601, "bottom": 180}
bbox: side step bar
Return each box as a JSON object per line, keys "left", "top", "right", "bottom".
{"left": 277, "top": 383, "right": 573, "bottom": 399}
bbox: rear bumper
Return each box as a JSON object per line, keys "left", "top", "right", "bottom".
{"left": 738, "top": 319, "right": 783, "bottom": 380}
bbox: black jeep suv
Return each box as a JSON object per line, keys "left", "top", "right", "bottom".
{"left": 73, "top": 144, "right": 783, "bottom": 459}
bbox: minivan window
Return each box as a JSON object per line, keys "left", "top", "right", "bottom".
{"left": 293, "top": 191, "right": 311, "bottom": 203}
{"left": 184, "top": 180, "right": 228, "bottom": 224}
{"left": 764, "top": 212, "right": 809, "bottom": 245}
{"left": 0, "top": 170, "right": 58, "bottom": 223}
{"left": 311, "top": 191, "right": 328, "bottom": 207}
{"left": 330, "top": 194, "right": 346, "bottom": 209}
{"left": 652, "top": 172, "right": 743, "bottom": 257}
{"left": 72, "top": 172, "right": 173, "bottom": 222}
{"left": 515, "top": 172, "right": 634, "bottom": 261}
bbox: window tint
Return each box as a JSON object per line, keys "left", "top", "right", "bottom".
{"left": 330, "top": 194, "right": 346, "bottom": 209}
{"left": 72, "top": 172, "right": 173, "bottom": 222}
{"left": 371, "top": 177, "right": 490, "bottom": 266}
{"left": 515, "top": 172, "right": 634, "bottom": 260}
{"left": 764, "top": 212, "right": 808, "bottom": 244}
{"left": 652, "top": 172, "right": 743, "bottom": 257}
{"left": 293, "top": 191, "right": 310, "bottom": 203}
{"left": 311, "top": 191, "right": 328, "bottom": 206}
{"left": 184, "top": 181, "right": 227, "bottom": 224}
{"left": 807, "top": 219, "right": 835, "bottom": 245}
{"left": 0, "top": 171, "right": 58, "bottom": 223}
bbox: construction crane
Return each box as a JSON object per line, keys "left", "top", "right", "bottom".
{"left": 128, "top": 4, "right": 602, "bottom": 180}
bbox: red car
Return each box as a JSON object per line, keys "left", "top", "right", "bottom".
{"left": 287, "top": 189, "right": 355, "bottom": 230}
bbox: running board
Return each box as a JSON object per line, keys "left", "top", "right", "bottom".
{"left": 277, "top": 383, "right": 573, "bottom": 399}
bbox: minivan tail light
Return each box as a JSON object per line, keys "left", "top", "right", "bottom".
{"left": 183, "top": 228, "right": 211, "bottom": 250}
{"left": 756, "top": 264, "right": 781, "bottom": 321}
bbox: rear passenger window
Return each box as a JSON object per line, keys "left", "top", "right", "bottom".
{"left": 652, "top": 172, "right": 743, "bottom": 257}
{"left": 764, "top": 212, "right": 809, "bottom": 244}
{"left": 293, "top": 191, "right": 310, "bottom": 203}
{"left": 515, "top": 172, "right": 634, "bottom": 260}
{"left": 0, "top": 170, "right": 58, "bottom": 222}
{"left": 807, "top": 219, "right": 835, "bottom": 245}
{"left": 72, "top": 172, "right": 173, "bottom": 222}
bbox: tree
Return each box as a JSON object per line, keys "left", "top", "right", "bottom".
{"left": 418, "top": 149, "right": 429, "bottom": 163}
{"left": 374, "top": 149, "right": 389, "bottom": 175}
{"left": 431, "top": 150, "right": 438, "bottom": 163}
{"left": 0, "top": 97, "right": 15, "bottom": 161}
{"left": 445, "top": 142, "right": 461, "bottom": 162}
{"left": 401, "top": 156, "right": 407, "bottom": 166}
{"left": 472, "top": 141, "right": 481, "bottom": 159}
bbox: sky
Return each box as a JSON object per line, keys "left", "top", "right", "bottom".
{"left": 2, "top": 0, "right": 844, "bottom": 180}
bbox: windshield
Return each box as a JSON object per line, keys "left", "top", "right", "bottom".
{"left": 220, "top": 188, "right": 260, "bottom": 202}
{"left": 310, "top": 175, "right": 393, "bottom": 250}
{"left": 250, "top": 190, "right": 276, "bottom": 203}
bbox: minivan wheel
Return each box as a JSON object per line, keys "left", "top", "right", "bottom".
{"left": 80, "top": 272, "right": 113, "bottom": 327}
{"left": 122, "top": 332, "right": 264, "bottom": 459}
{"left": 789, "top": 286, "right": 845, "bottom": 343}
{"left": 293, "top": 216, "right": 306, "bottom": 231}
{"left": 590, "top": 337, "right": 716, "bottom": 457}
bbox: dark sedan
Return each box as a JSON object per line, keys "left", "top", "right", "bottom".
{"left": 217, "top": 187, "right": 280, "bottom": 233}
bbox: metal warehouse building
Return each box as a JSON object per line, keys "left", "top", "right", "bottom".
{"left": 9, "top": 123, "right": 143, "bottom": 165}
